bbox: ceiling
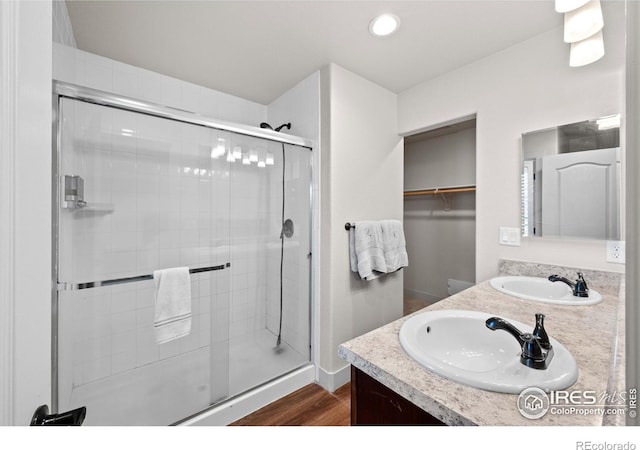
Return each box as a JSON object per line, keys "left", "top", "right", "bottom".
{"left": 66, "top": 1, "right": 562, "bottom": 105}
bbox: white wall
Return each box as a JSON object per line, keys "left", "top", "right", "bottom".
{"left": 319, "top": 64, "right": 403, "bottom": 388}
{"left": 0, "top": 0, "right": 52, "bottom": 425}
{"left": 398, "top": 3, "right": 626, "bottom": 282}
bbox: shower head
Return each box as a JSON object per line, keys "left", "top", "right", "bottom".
{"left": 259, "top": 122, "right": 291, "bottom": 133}
{"left": 274, "top": 123, "right": 291, "bottom": 132}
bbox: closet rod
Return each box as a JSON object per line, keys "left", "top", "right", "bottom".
{"left": 403, "top": 186, "right": 476, "bottom": 197}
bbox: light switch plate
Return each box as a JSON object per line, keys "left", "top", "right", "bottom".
{"left": 499, "top": 227, "right": 521, "bottom": 246}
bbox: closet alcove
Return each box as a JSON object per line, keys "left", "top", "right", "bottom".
{"left": 403, "top": 119, "right": 477, "bottom": 315}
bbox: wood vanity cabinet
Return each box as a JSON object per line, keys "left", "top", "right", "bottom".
{"left": 350, "top": 366, "right": 446, "bottom": 425}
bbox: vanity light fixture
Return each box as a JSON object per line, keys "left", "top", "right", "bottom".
{"left": 563, "top": 0, "right": 603, "bottom": 43}
{"left": 569, "top": 30, "right": 604, "bottom": 67}
{"left": 555, "top": 0, "right": 589, "bottom": 13}
{"left": 369, "top": 14, "right": 400, "bottom": 37}
{"left": 596, "top": 113, "right": 621, "bottom": 130}
{"left": 556, "top": 0, "right": 605, "bottom": 67}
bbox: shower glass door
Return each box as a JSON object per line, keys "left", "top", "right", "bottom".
{"left": 226, "top": 136, "right": 311, "bottom": 398}
{"left": 56, "top": 97, "right": 232, "bottom": 425}
{"left": 54, "top": 92, "right": 311, "bottom": 425}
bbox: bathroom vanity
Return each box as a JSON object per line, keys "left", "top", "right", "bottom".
{"left": 338, "top": 260, "right": 625, "bottom": 426}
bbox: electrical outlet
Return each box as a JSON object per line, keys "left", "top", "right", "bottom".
{"left": 606, "top": 240, "right": 625, "bottom": 264}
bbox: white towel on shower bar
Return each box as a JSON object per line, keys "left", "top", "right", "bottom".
{"left": 153, "top": 267, "right": 192, "bottom": 344}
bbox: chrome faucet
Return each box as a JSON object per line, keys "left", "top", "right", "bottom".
{"left": 485, "top": 313, "right": 554, "bottom": 370}
{"left": 548, "top": 272, "right": 589, "bottom": 297}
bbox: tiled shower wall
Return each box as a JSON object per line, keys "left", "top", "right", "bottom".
{"left": 53, "top": 43, "right": 267, "bottom": 127}
{"left": 57, "top": 98, "right": 233, "bottom": 400}
{"left": 52, "top": 0, "right": 76, "bottom": 48}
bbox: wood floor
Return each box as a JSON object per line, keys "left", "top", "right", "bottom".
{"left": 229, "top": 382, "right": 351, "bottom": 426}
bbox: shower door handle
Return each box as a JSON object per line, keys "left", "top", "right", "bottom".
{"left": 30, "top": 404, "right": 86, "bottom": 426}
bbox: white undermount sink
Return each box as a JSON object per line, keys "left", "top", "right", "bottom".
{"left": 399, "top": 309, "right": 578, "bottom": 394}
{"left": 489, "top": 276, "right": 602, "bottom": 305}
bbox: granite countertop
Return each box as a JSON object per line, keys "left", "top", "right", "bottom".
{"left": 338, "top": 261, "right": 625, "bottom": 426}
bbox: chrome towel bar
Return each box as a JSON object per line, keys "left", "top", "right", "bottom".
{"left": 57, "top": 262, "right": 230, "bottom": 291}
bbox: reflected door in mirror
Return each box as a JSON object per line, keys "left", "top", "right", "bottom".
{"left": 542, "top": 147, "right": 620, "bottom": 239}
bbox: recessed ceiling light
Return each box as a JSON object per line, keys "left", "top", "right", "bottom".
{"left": 369, "top": 14, "right": 400, "bottom": 37}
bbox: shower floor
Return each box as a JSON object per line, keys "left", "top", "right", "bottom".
{"left": 64, "top": 329, "right": 308, "bottom": 426}
{"left": 229, "top": 328, "right": 308, "bottom": 398}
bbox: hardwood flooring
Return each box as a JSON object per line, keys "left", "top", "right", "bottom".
{"left": 404, "top": 295, "right": 434, "bottom": 315}
{"left": 229, "top": 382, "right": 351, "bottom": 426}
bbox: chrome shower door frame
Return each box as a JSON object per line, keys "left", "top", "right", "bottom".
{"left": 50, "top": 81, "right": 314, "bottom": 416}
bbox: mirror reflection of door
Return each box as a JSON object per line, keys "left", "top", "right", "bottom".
{"left": 542, "top": 147, "right": 620, "bottom": 239}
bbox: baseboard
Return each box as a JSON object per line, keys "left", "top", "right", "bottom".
{"left": 316, "top": 363, "right": 351, "bottom": 393}
{"left": 403, "top": 288, "right": 442, "bottom": 305}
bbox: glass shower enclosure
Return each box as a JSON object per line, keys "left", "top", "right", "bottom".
{"left": 52, "top": 82, "right": 312, "bottom": 425}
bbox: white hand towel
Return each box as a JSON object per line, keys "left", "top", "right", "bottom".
{"left": 153, "top": 267, "right": 192, "bottom": 344}
{"left": 350, "top": 221, "right": 386, "bottom": 281}
{"left": 380, "top": 220, "right": 409, "bottom": 272}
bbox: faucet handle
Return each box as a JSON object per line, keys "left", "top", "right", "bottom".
{"left": 521, "top": 333, "right": 544, "bottom": 360}
{"left": 533, "top": 313, "right": 551, "bottom": 350}
{"left": 575, "top": 272, "right": 589, "bottom": 296}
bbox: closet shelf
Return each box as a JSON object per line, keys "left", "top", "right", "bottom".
{"left": 403, "top": 185, "right": 476, "bottom": 197}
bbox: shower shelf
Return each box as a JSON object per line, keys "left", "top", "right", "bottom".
{"left": 69, "top": 202, "right": 115, "bottom": 213}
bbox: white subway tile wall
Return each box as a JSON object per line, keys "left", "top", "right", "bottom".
{"left": 57, "top": 99, "right": 232, "bottom": 408}
{"left": 53, "top": 43, "right": 267, "bottom": 127}
{"left": 52, "top": 0, "right": 77, "bottom": 48}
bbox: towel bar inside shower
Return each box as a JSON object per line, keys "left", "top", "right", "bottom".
{"left": 57, "top": 262, "right": 231, "bottom": 291}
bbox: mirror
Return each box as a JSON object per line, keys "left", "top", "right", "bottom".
{"left": 521, "top": 115, "right": 621, "bottom": 240}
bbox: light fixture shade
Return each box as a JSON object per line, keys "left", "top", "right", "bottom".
{"left": 596, "top": 114, "right": 620, "bottom": 130}
{"left": 555, "top": 0, "right": 589, "bottom": 13}
{"left": 369, "top": 14, "right": 400, "bottom": 37}
{"left": 569, "top": 30, "right": 604, "bottom": 67}
{"left": 564, "top": 0, "right": 603, "bottom": 43}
